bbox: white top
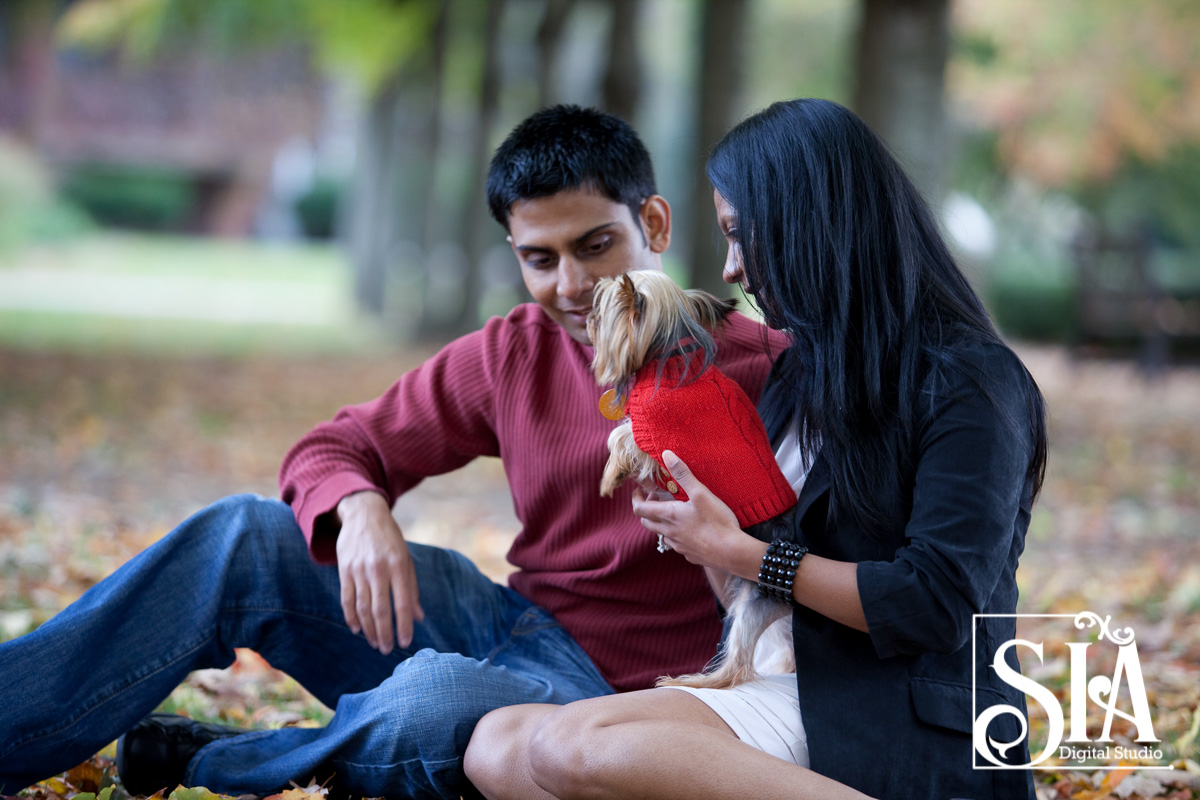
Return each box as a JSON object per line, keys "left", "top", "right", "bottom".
{"left": 773, "top": 417, "right": 814, "bottom": 497}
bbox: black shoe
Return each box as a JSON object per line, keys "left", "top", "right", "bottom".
{"left": 116, "top": 713, "right": 244, "bottom": 795}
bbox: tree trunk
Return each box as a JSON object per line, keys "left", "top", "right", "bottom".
{"left": 453, "top": 0, "right": 507, "bottom": 338}
{"left": 346, "top": 72, "right": 405, "bottom": 317}
{"left": 686, "top": 0, "right": 747, "bottom": 295}
{"left": 0, "top": 0, "right": 56, "bottom": 142}
{"left": 851, "top": 0, "right": 951, "bottom": 206}
{"left": 537, "top": 0, "right": 575, "bottom": 107}
{"left": 419, "top": 1, "right": 450, "bottom": 256}
{"left": 602, "top": 0, "right": 641, "bottom": 122}
{"left": 415, "top": 1, "right": 454, "bottom": 337}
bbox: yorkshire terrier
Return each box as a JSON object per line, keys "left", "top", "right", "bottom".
{"left": 587, "top": 270, "right": 799, "bottom": 690}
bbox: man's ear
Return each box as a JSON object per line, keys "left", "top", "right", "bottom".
{"left": 639, "top": 195, "right": 671, "bottom": 254}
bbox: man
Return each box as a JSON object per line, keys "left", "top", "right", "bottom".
{"left": 0, "top": 105, "right": 781, "bottom": 799}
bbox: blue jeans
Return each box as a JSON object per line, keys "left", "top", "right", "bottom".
{"left": 0, "top": 494, "right": 613, "bottom": 798}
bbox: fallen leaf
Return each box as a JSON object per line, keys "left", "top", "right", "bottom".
{"left": 1099, "top": 762, "right": 1137, "bottom": 791}
{"left": 1112, "top": 772, "right": 1168, "bottom": 798}
{"left": 168, "top": 787, "right": 233, "bottom": 800}
{"left": 64, "top": 761, "right": 104, "bottom": 793}
{"left": 40, "top": 778, "right": 71, "bottom": 796}
{"left": 1069, "top": 790, "right": 1114, "bottom": 800}
{"left": 1176, "top": 706, "right": 1200, "bottom": 759}
{"left": 277, "top": 789, "right": 325, "bottom": 800}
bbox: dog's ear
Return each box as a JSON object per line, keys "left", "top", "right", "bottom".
{"left": 618, "top": 273, "right": 645, "bottom": 322}
{"left": 589, "top": 274, "right": 645, "bottom": 386}
{"left": 684, "top": 289, "right": 737, "bottom": 330}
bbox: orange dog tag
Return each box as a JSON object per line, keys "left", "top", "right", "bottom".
{"left": 598, "top": 388, "right": 626, "bottom": 420}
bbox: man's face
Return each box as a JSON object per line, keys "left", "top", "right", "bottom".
{"left": 507, "top": 187, "right": 671, "bottom": 345}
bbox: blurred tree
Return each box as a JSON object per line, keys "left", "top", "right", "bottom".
{"left": 686, "top": 0, "right": 748, "bottom": 296}
{"left": 55, "top": 0, "right": 488, "bottom": 335}
{"left": 418, "top": 3, "right": 450, "bottom": 259}
{"left": 744, "top": 0, "right": 851, "bottom": 109}
{"left": 444, "top": 0, "right": 506, "bottom": 339}
{"left": 346, "top": 70, "right": 404, "bottom": 317}
{"left": 1091, "top": 144, "right": 1200, "bottom": 251}
{"left": 55, "top": 0, "right": 660, "bottom": 338}
{"left": 0, "top": 0, "right": 57, "bottom": 142}
{"left": 851, "top": 0, "right": 951, "bottom": 206}
{"left": 952, "top": 0, "right": 1200, "bottom": 195}
{"left": 537, "top": 0, "right": 575, "bottom": 107}
{"left": 51, "top": 0, "right": 980, "bottom": 327}
{"left": 690, "top": 0, "right": 953, "bottom": 292}
{"left": 603, "top": 0, "right": 642, "bottom": 122}
{"left": 343, "top": 1, "right": 448, "bottom": 327}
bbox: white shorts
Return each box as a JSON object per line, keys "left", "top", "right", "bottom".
{"left": 664, "top": 673, "right": 809, "bottom": 767}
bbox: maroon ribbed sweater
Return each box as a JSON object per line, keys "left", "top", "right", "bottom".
{"left": 279, "top": 303, "right": 782, "bottom": 691}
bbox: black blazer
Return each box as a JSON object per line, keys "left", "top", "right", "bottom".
{"left": 759, "top": 339, "right": 1038, "bottom": 800}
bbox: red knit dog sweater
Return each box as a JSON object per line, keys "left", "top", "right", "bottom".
{"left": 625, "top": 355, "right": 797, "bottom": 528}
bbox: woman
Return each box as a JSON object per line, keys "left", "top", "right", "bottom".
{"left": 463, "top": 98, "right": 1047, "bottom": 800}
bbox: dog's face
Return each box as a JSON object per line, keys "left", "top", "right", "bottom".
{"left": 588, "top": 270, "right": 737, "bottom": 387}
{"left": 589, "top": 272, "right": 657, "bottom": 386}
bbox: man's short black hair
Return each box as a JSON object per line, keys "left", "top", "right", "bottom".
{"left": 486, "top": 104, "right": 657, "bottom": 230}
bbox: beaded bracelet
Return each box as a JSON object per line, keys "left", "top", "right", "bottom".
{"left": 757, "top": 540, "right": 807, "bottom": 605}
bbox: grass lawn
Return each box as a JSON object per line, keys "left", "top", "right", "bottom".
{"left": 0, "top": 233, "right": 391, "bottom": 355}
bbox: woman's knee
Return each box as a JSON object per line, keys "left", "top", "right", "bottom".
{"left": 527, "top": 704, "right": 605, "bottom": 798}
{"left": 463, "top": 706, "right": 534, "bottom": 797}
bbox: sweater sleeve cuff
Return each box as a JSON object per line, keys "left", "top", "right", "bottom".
{"left": 293, "top": 472, "right": 389, "bottom": 565}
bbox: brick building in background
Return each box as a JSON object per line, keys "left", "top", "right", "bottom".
{"left": 0, "top": 1, "right": 325, "bottom": 237}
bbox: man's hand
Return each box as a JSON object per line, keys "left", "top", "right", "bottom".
{"left": 335, "top": 491, "right": 425, "bottom": 654}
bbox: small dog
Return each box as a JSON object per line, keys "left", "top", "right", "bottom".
{"left": 587, "top": 270, "right": 799, "bottom": 689}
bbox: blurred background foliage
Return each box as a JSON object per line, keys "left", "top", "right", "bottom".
{"left": 0, "top": 0, "right": 1197, "bottom": 354}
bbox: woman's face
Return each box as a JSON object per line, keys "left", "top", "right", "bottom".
{"left": 713, "top": 190, "right": 749, "bottom": 291}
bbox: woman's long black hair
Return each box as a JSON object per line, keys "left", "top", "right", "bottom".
{"left": 707, "top": 98, "right": 1047, "bottom": 534}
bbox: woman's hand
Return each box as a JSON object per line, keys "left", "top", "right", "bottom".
{"left": 631, "top": 451, "right": 765, "bottom": 577}
{"left": 637, "top": 453, "right": 870, "bottom": 631}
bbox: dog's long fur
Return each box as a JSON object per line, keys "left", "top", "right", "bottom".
{"left": 588, "top": 270, "right": 796, "bottom": 690}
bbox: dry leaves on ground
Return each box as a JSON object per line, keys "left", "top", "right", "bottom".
{"left": 4, "top": 758, "right": 343, "bottom": 800}
{"left": 2, "top": 344, "right": 1198, "bottom": 800}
